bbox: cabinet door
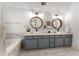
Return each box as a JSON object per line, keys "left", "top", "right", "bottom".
{"left": 22, "top": 38, "right": 37, "bottom": 49}
{"left": 38, "top": 39, "right": 49, "bottom": 48}
{"left": 64, "top": 37, "right": 72, "bottom": 46}
{"left": 50, "top": 36, "right": 55, "bottom": 48}
{"left": 50, "top": 38, "right": 55, "bottom": 47}
{"left": 55, "top": 36, "right": 64, "bottom": 47}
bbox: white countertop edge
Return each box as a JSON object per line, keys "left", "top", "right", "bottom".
{"left": 24, "top": 33, "right": 72, "bottom": 36}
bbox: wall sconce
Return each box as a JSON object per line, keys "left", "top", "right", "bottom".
{"left": 31, "top": 10, "right": 44, "bottom": 18}
{"left": 28, "top": 10, "right": 41, "bottom": 18}
{"left": 53, "top": 14, "right": 63, "bottom": 20}
{"left": 54, "top": 14, "right": 59, "bottom": 16}
{"left": 35, "top": 11, "right": 39, "bottom": 15}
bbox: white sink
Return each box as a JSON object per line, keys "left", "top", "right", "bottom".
{"left": 56, "top": 31, "right": 70, "bottom": 34}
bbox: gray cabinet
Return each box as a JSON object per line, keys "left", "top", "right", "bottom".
{"left": 49, "top": 36, "right": 55, "bottom": 48}
{"left": 38, "top": 39, "right": 49, "bottom": 48}
{"left": 22, "top": 35, "right": 72, "bottom": 50}
{"left": 55, "top": 35, "right": 64, "bottom": 47}
{"left": 64, "top": 35, "right": 72, "bottom": 46}
{"left": 38, "top": 36, "right": 49, "bottom": 48}
{"left": 22, "top": 36, "right": 37, "bottom": 49}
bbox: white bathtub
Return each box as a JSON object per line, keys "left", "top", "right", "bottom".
{"left": 5, "top": 39, "right": 22, "bottom": 56}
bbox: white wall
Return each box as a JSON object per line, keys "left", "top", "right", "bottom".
{"left": 64, "top": 3, "right": 79, "bottom": 49}
{"left": 3, "top": 6, "right": 28, "bottom": 34}
{"left": 3, "top": 6, "right": 65, "bottom": 34}
{"left": 0, "top": 3, "right": 5, "bottom": 56}
{"left": 2, "top": 5, "right": 66, "bottom": 39}
{"left": 2, "top": 2, "right": 72, "bottom": 14}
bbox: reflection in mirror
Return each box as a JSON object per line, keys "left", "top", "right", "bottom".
{"left": 52, "top": 18, "right": 62, "bottom": 31}
{"left": 30, "top": 16, "right": 43, "bottom": 32}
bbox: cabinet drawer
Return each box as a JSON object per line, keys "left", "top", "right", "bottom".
{"left": 50, "top": 35, "right": 54, "bottom": 39}
{"left": 24, "top": 36, "right": 32, "bottom": 39}
{"left": 67, "top": 35, "right": 72, "bottom": 37}
{"left": 33, "top": 36, "right": 42, "bottom": 39}
{"left": 61, "top": 35, "right": 67, "bottom": 37}
{"left": 55, "top": 35, "right": 62, "bottom": 37}
{"left": 43, "top": 35, "right": 49, "bottom": 39}
{"left": 55, "top": 35, "right": 67, "bottom": 38}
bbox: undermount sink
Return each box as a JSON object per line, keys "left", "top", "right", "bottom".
{"left": 56, "top": 31, "right": 64, "bottom": 34}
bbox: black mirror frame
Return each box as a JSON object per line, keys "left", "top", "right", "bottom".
{"left": 30, "top": 16, "right": 43, "bottom": 32}
{"left": 52, "top": 18, "right": 62, "bottom": 31}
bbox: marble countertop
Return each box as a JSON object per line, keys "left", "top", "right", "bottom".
{"left": 24, "top": 32, "right": 72, "bottom": 36}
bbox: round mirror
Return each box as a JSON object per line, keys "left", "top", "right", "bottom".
{"left": 30, "top": 16, "right": 43, "bottom": 32}
{"left": 52, "top": 18, "right": 62, "bottom": 31}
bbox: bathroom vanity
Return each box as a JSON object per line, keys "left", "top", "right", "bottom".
{"left": 22, "top": 16, "right": 72, "bottom": 50}
{"left": 22, "top": 33, "right": 72, "bottom": 49}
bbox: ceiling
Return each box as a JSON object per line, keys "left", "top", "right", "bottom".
{"left": 25, "top": 2, "right": 73, "bottom": 13}
{"left": 2, "top": 2, "right": 73, "bottom": 14}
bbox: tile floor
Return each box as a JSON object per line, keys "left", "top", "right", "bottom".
{"left": 18, "top": 47, "right": 79, "bottom": 56}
